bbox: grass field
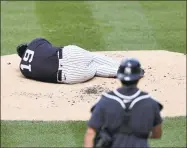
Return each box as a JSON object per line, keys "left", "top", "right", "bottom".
{"left": 1, "top": 117, "right": 186, "bottom": 147}
{"left": 1, "top": 1, "right": 186, "bottom": 147}
{"left": 1, "top": 1, "right": 186, "bottom": 55}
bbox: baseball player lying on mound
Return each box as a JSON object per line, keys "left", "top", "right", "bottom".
{"left": 16, "top": 37, "right": 120, "bottom": 84}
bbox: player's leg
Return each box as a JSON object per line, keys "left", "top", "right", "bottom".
{"left": 64, "top": 46, "right": 120, "bottom": 78}
{"left": 63, "top": 45, "right": 93, "bottom": 65}
{"left": 59, "top": 45, "right": 97, "bottom": 84}
{"left": 91, "top": 53, "right": 120, "bottom": 77}
{"left": 95, "top": 64, "right": 119, "bottom": 77}
{"left": 91, "top": 52, "right": 120, "bottom": 67}
{"left": 66, "top": 46, "right": 119, "bottom": 78}
{"left": 63, "top": 64, "right": 97, "bottom": 84}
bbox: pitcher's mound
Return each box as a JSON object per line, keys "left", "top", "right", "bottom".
{"left": 1, "top": 50, "right": 186, "bottom": 121}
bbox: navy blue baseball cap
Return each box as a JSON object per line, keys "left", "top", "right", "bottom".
{"left": 117, "top": 58, "right": 145, "bottom": 81}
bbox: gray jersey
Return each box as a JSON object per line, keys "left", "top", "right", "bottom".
{"left": 88, "top": 85, "right": 163, "bottom": 148}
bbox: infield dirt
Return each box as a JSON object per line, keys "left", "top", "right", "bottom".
{"left": 1, "top": 50, "right": 186, "bottom": 121}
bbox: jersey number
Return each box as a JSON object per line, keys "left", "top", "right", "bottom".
{"left": 20, "top": 49, "right": 34, "bottom": 72}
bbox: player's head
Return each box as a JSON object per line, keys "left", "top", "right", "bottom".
{"left": 16, "top": 43, "right": 28, "bottom": 58}
{"left": 117, "top": 58, "right": 145, "bottom": 86}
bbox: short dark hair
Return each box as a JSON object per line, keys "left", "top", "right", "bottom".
{"left": 121, "top": 80, "right": 139, "bottom": 86}
{"left": 16, "top": 44, "right": 28, "bottom": 58}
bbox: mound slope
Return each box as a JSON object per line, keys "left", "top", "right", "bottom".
{"left": 1, "top": 50, "right": 186, "bottom": 121}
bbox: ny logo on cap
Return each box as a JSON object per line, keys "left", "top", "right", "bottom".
{"left": 125, "top": 67, "right": 131, "bottom": 74}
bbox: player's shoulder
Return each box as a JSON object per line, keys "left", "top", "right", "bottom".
{"left": 90, "top": 90, "right": 115, "bottom": 112}
{"left": 99, "top": 90, "right": 120, "bottom": 103}
{"left": 27, "top": 37, "right": 52, "bottom": 51}
{"left": 136, "top": 89, "right": 149, "bottom": 96}
{"left": 140, "top": 90, "right": 163, "bottom": 111}
{"left": 28, "top": 37, "right": 51, "bottom": 46}
{"left": 94, "top": 90, "right": 122, "bottom": 106}
{"left": 94, "top": 91, "right": 113, "bottom": 105}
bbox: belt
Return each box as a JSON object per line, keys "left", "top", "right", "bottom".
{"left": 57, "top": 47, "right": 64, "bottom": 82}
{"left": 58, "top": 46, "right": 63, "bottom": 59}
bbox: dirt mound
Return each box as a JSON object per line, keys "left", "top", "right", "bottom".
{"left": 1, "top": 50, "right": 186, "bottom": 121}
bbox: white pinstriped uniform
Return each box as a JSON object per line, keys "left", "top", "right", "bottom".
{"left": 57, "top": 45, "right": 120, "bottom": 84}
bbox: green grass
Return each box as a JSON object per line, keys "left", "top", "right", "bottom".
{"left": 1, "top": 116, "right": 186, "bottom": 147}
{"left": 1, "top": 120, "right": 86, "bottom": 147}
{"left": 1, "top": 1, "right": 186, "bottom": 55}
{"left": 1, "top": 1, "right": 43, "bottom": 55}
{"left": 140, "top": 1, "right": 186, "bottom": 53}
{"left": 149, "top": 116, "right": 186, "bottom": 147}
{"left": 35, "top": 1, "right": 105, "bottom": 50}
{"left": 1, "top": 2, "right": 186, "bottom": 147}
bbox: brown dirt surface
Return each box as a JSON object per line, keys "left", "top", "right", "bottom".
{"left": 1, "top": 50, "right": 186, "bottom": 121}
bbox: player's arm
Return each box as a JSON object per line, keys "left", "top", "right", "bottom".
{"left": 149, "top": 124, "right": 162, "bottom": 139}
{"left": 84, "top": 99, "right": 104, "bottom": 148}
{"left": 84, "top": 127, "right": 96, "bottom": 148}
{"left": 149, "top": 102, "right": 163, "bottom": 139}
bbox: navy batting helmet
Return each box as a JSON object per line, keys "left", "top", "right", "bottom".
{"left": 117, "top": 58, "right": 144, "bottom": 81}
